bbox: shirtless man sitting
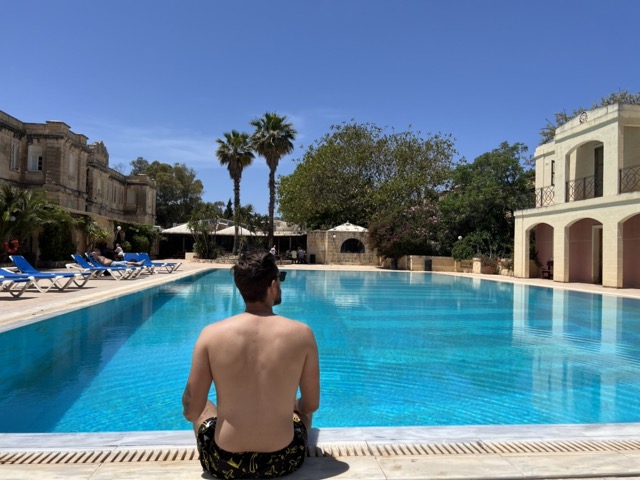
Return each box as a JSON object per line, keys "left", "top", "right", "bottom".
{"left": 182, "top": 250, "right": 320, "bottom": 479}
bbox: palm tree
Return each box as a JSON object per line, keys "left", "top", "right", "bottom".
{"left": 250, "top": 112, "right": 297, "bottom": 246}
{"left": 216, "top": 130, "right": 254, "bottom": 254}
{"left": 0, "top": 184, "right": 48, "bottom": 254}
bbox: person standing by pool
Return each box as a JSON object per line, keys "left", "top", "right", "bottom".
{"left": 182, "top": 249, "right": 320, "bottom": 479}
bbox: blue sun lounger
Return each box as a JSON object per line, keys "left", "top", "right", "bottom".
{"left": 0, "top": 271, "right": 36, "bottom": 297}
{"left": 120, "top": 253, "right": 156, "bottom": 275}
{"left": 85, "top": 252, "right": 145, "bottom": 278}
{"left": 125, "top": 253, "right": 180, "bottom": 273}
{"left": 10, "top": 255, "right": 91, "bottom": 291}
{"left": 67, "top": 254, "right": 137, "bottom": 280}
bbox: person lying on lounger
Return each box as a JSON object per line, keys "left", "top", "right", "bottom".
{"left": 91, "top": 249, "right": 145, "bottom": 268}
{"left": 182, "top": 250, "right": 320, "bottom": 479}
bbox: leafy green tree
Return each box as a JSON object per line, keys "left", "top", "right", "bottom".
{"left": 76, "top": 215, "right": 110, "bottom": 253}
{"left": 188, "top": 217, "right": 217, "bottom": 260}
{"left": 187, "top": 201, "right": 224, "bottom": 227}
{"left": 216, "top": 130, "right": 255, "bottom": 254}
{"left": 278, "top": 122, "right": 456, "bottom": 230}
{"left": 450, "top": 234, "right": 477, "bottom": 262}
{"left": 368, "top": 200, "right": 441, "bottom": 260}
{"left": 187, "top": 202, "right": 225, "bottom": 260}
{"left": 130, "top": 234, "right": 150, "bottom": 254}
{"left": 130, "top": 157, "right": 150, "bottom": 175}
{"left": 540, "top": 90, "right": 640, "bottom": 144}
{"left": 118, "top": 222, "right": 158, "bottom": 253}
{"left": 450, "top": 231, "right": 498, "bottom": 261}
{"left": 237, "top": 204, "right": 269, "bottom": 250}
{"left": 223, "top": 199, "right": 233, "bottom": 219}
{"left": 208, "top": 200, "right": 226, "bottom": 217}
{"left": 439, "top": 142, "right": 534, "bottom": 259}
{"left": 136, "top": 161, "right": 205, "bottom": 227}
{"left": 250, "top": 112, "right": 297, "bottom": 246}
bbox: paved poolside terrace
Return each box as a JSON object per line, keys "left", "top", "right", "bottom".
{"left": 2, "top": 260, "right": 640, "bottom": 479}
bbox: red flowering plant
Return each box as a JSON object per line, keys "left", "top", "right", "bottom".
{"left": 368, "top": 201, "right": 440, "bottom": 260}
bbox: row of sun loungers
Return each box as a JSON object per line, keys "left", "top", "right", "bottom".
{"left": 67, "top": 253, "right": 181, "bottom": 280}
{"left": 12, "top": 254, "right": 91, "bottom": 291}
{"left": 1, "top": 252, "right": 181, "bottom": 297}
{"left": 1, "top": 256, "right": 90, "bottom": 297}
{"left": 74, "top": 253, "right": 145, "bottom": 280}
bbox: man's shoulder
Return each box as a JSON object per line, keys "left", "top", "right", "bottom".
{"left": 206, "top": 314, "right": 311, "bottom": 332}
{"left": 275, "top": 316, "right": 315, "bottom": 338}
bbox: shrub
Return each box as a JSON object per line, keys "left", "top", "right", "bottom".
{"left": 451, "top": 240, "right": 475, "bottom": 261}
{"left": 39, "top": 223, "right": 76, "bottom": 261}
{"left": 130, "top": 235, "right": 150, "bottom": 254}
{"left": 194, "top": 242, "right": 224, "bottom": 260}
{"left": 39, "top": 206, "right": 76, "bottom": 261}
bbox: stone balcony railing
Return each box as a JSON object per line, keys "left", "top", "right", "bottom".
{"left": 536, "top": 186, "right": 555, "bottom": 207}
{"left": 620, "top": 164, "right": 640, "bottom": 193}
{"left": 566, "top": 175, "right": 596, "bottom": 202}
{"left": 534, "top": 165, "right": 640, "bottom": 206}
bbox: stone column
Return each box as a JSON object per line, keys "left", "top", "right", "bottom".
{"left": 553, "top": 224, "right": 568, "bottom": 283}
{"left": 602, "top": 219, "right": 622, "bottom": 288}
{"left": 513, "top": 216, "right": 529, "bottom": 278}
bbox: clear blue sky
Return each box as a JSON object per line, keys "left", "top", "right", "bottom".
{"left": 3, "top": 1, "right": 639, "bottom": 215}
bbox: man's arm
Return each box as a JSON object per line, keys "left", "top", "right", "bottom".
{"left": 295, "top": 327, "right": 320, "bottom": 430}
{"left": 182, "top": 333, "right": 213, "bottom": 422}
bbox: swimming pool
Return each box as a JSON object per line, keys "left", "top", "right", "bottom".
{"left": 2, "top": 269, "right": 640, "bottom": 433}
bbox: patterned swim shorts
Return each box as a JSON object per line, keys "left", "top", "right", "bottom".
{"left": 196, "top": 416, "right": 307, "bottom": 479}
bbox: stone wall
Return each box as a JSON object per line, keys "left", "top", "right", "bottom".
{"left": 385, "top": 256, "right": 475, "bottom": 273}
{"left": 399, "top": 255, "right": 458, "bottom": 272}
{"left": 364, "top": 255, "right": 517, "bottom": 275}
{"left": 307, "top": 230, "right": 377, "bottom": 265}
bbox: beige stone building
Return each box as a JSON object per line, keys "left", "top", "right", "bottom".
{"left": 307, "top": 222, "right": 376, "bottom": 265}
{"left": 514, "top": 103, "right": 640, "bottom": 288}
{"left": 0, "top": 110, "right": 156, "bottom": 248}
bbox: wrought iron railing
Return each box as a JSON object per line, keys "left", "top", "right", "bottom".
{"left": 620, "top": 164, "right": 640, "bottom": 193}
{"left": 535, "top": 186, "right": 555, "bottom": 207}
{"left": 566, "top": 175, "right": 595, "bottom": 202}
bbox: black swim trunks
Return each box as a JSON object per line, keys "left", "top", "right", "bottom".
{"left": 196, "top": 416, "right": 307, "bottom": 479}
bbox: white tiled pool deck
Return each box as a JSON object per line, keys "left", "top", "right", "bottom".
{"left": 2, "top": 261, "right": 640, "bottom": 479}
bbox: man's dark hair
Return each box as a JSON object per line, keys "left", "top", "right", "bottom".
{"left": 232, "top": 250, "right": 279, "bottom": 303}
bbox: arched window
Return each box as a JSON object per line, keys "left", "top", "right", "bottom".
{"left": 340, "top": 238, "right": 365, "bottom": 253}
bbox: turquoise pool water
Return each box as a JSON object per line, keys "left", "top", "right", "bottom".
{"left": 2, "top": 269, "right": 640, "bottom": 433}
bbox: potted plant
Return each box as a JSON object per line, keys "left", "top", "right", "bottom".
{"left": 480, "top": 255, "right": 498, "bottom": 274}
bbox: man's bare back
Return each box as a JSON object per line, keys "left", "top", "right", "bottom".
{"left": 182, "top": 250, "right": 320, "bottom": 478}
{"left": 200, "top": 312, "right": 317, "bottom": 452}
